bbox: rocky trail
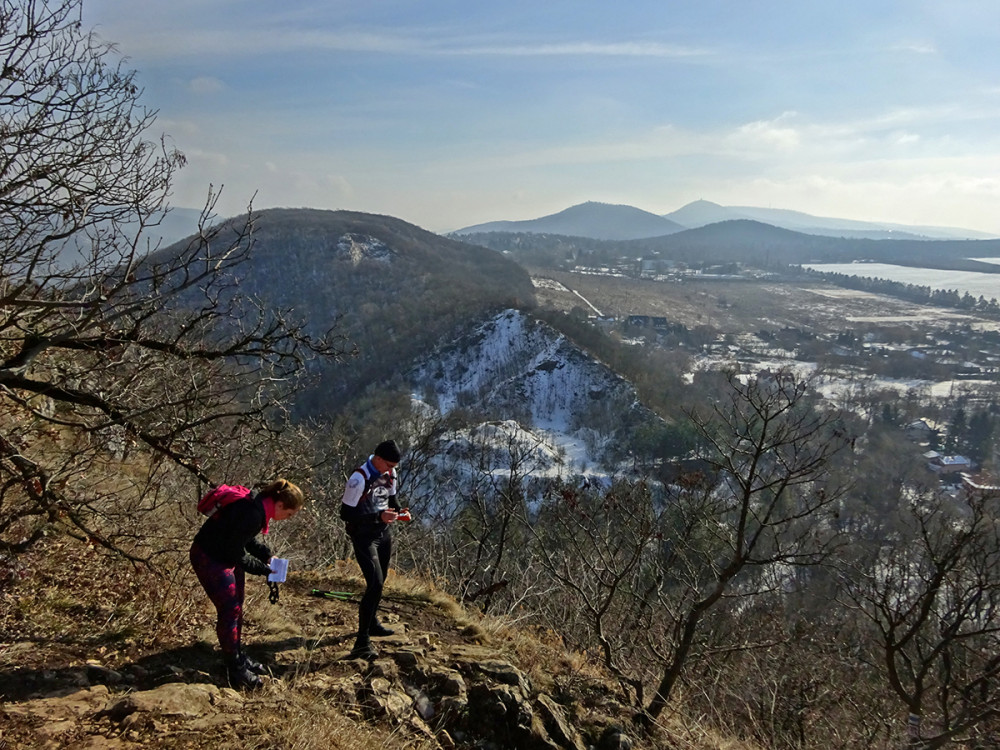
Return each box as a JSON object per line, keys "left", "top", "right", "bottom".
{"left": 1, "top": 543, "right": 642, "bottom": 750}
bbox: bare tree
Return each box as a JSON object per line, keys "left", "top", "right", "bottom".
{"left": 0, "top": 0, "right": 346, "bottom": 559}
{"left": 530, "top": 477, "right": 662, "bottom": 704}
{"left": 642, "top": 371, "right": 852, "bottom": 719}
{"left": 403, "top": 418, "right": 557, "bottom": 614}
{"left": 531, "top": 370, "right": 853, "bottom": 723}
{"left": 841, "top": 484, "right": 1000, "bottom": 749}
{"left": 684, "top": 600, "right": 902, "bottom": 750}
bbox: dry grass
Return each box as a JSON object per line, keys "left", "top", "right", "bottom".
{"left": 239, "top": 682, "right": 440, "bottom": 750}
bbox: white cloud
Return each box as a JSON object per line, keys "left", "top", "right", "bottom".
{"left": 80, "top": 0, "right": 1000, "bottom": 236}
{"left": 188, "top": 76, "right": 225, "bottom": 94}
{"left": 323, "top": 174, "right": 355, "bottom": 198}
{"left": 444, "top": 39, "right": 711, "bottom": 58}
{"left": 99, "top": 25, "right": 714, "bottom": 63}
{"left": 155, "top": 117, "right": 202, "bottom": 138}
{"left": 726, "top": 115, "right": 802, "bottom": 154}
{"left": 889, "top": 41, "right": 937, "bottom": 55}
{"left": 893, "top": 131, "right": 920, "bottom": 146}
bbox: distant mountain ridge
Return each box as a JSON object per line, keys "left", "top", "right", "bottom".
{"left": 452, "top": 199, "right": 996, "bottom": 242}
{"left": 664, "top": 200, "right": 997, "bottom": 240}
{"left": 451, "top": 201, "right": 685, "bottom": 240}
{"left": 621, "top": 219, "right": 1000, "bottom": 267}
{"left": 460, "top": 218, "right": 1000, "bottom": 271}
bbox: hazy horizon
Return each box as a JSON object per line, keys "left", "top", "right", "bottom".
{"left": 84, "top": 1, "right": 1000, "bottom": 235}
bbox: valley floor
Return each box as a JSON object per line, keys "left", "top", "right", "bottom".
{"left": 531, "top": 270, "right": 1000, "bottom": 334}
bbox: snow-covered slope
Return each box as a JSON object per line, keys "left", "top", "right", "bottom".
{"left": 408, "top": 309, "right": 654, "bottom": 474}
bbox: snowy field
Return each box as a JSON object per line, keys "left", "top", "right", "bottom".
{"left": 802, "top": 262, "right": 1000, "bottom": 300}
{"left": 689, "top": 353, "right": 995, "bottom": 404}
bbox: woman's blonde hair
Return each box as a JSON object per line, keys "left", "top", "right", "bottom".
{"left": 259, "top": 479, "right": 305, "bottom": 510}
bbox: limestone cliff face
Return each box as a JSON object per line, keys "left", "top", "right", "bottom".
{"left": 407, "top": 308, "right": 659, "bottom": 482}
{"left": 410, "top": 310, "right": 644, "bottom": 431}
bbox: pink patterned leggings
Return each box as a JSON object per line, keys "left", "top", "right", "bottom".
{"left": 189, "top": 542, "right": 245, "bottom": 656}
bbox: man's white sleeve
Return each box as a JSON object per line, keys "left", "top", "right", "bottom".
{"left": 341, "top": 472, "right": 365, "bottom": 508}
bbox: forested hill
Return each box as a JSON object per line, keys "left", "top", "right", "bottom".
{"left": 461, "top": 220, "right": 1000, "bottom": 271}
{"left": 623, "top": 220, "right": 1000, "bottom": 268}
{"left": 150, "top": 207, "right": 537, "bottom": 415}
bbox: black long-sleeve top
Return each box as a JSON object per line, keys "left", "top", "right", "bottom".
{"left": 192, "top": 494, "right": 272, "bottom": 575}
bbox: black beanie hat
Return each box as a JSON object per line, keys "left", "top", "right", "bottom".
{"left": 374, "top": 440, "right": 401, "bottom": 463}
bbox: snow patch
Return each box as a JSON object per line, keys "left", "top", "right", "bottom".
{"left": 336, "top": 233, "right": 393, "bottom": 265}
{"left": 408, "top": 309, "right": 655, "bottom": 477}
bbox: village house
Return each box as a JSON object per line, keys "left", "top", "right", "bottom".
{"left": 961, "top": 471, "right": 1000, "bottom": 497}
{"left": 927, "top": 454, "right": 973, "bottom": 475}
{"left": 905, "top": 418, "right": 941, "bottom": 442}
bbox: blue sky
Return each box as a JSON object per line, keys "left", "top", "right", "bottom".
{"left": 83, "top": 0, "right": 1000, "bottom": 235}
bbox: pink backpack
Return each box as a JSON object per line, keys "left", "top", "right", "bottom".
{"left": 197, "top": 484, "right": 252, "bottom": 517}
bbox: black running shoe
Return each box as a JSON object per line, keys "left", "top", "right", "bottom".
{"left": 348, "top": 641, "right": 379, "bottom": 660}
{"left": 225, "top": 658, "right": 264, "bottom": 690}
{"left": 239, "top": 650, "right": 267, "bottom": 675}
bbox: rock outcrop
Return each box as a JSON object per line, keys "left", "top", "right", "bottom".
{"left": 1, "top": 575, "right": 641, "bottom": 750}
